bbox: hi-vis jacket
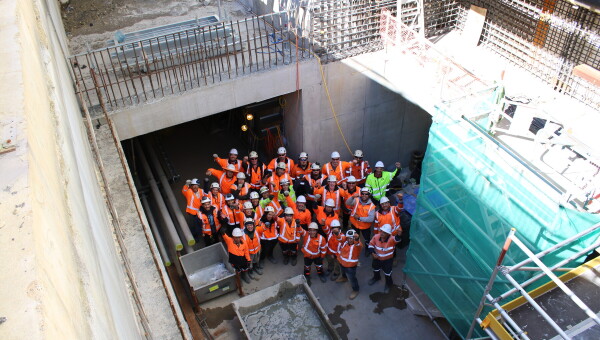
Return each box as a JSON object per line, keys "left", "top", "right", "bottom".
{"left": 368, "top": 233, "right": 401, "bottom": 260}
{"left": 337, "top": 235, "right": 362, "bottom": 267}
{"left": 298, "top": 229, "right": 326, "bottom": 259}
{"left": 197, "top": 206, "right": 221, "bottom": 236}
{"left": 277, "top": 217, "right": 301, "bottom": 244}
{"left": 207, "top": 168, "right": 237, "bottom": 195}
{"left": 364, "top": 168, "right": 398, "bottom": 200}
{"left": 346, "top": 196, "right": 376, "bottom": 230}
{"left": 215, "top": 157, "right": 243, "bottom": 172}
{"left": 374, "top": 206, "right": 403, "bottom": 234}
{"left": 182, "top": 185, "right": 204, "bottom": 214}
{"left": 243, "top": 230, "right": 261, "bottom": 255}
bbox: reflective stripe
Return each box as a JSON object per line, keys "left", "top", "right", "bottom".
{"left": 340, "top": 244, "right": 358, "bottom": 263}
{"left": 352, "top": 200, "right": 375, "bottom": 217}
{"left": 279, "top": 220, "right": 298, "bottom": 242}
{"left": 244, "top": 234, "right": 260, "bottom": 252}
{"left": 187, "top": 191, "right": 201, "bottom": 211}
{"left": 303, "top": 236, "right": 323, "bottom": 256}
{"left": 322, "top": 189, "right": 340, "bottom": 210}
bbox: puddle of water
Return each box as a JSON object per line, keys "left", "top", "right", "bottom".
{"left": 242, "top": 293, "right": 331, "bottom": 340}
{"left": 327, "top": 304, "right": 354, "bottom": 340}
{"left": 188, "top": 263, "right": 231, "bottom": 288}
{"left": 369, "top": 285, "right": 409, "bottom": 314}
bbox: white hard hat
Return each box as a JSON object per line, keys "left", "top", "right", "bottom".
{"left": 244, "top": 218, "right": 255, "bottom": 225}
{"left": 232, "top": 228, "right": 244, "bottom": 237}
{"left": 325, "top": 198, "right": 336, "bottom": 207}
{"left": 259, "top": 186, "right": 269, "bottom": 194}
{"left": 346, "top": 229, "right": 356, "bottom": 238}
{"left": 311, "top": 163, "right": 321, "bottom": 170}
{"left": 330, "top": 219, "right": 341, "bottom": 228}
{"left": 249, "top": 151, "right": 258, "bottom": 158}
{"left": 380, "top": 197, "right": 390, "bottom": 204}
{"left": 328, "top": 175, "right": 337, "bottom": 182}
{"left": 201, "top": 197, "right": 211, "bottom": 204}
{"left": 297, "top": 195, "right": 307, "bottom": 203}
{"left": 229, "top": 148, "right": 238, "bottom": 155}
{"left": 226, "top": 164, "right": 236, "bottom": 171}
{"left": 284, "top": 207, "right": 294, "bottom": 215}
{"left": 243, "top": 201, "right": 253, "bottom": 209}
{"left": 210, "top": 182, "right": 220, "bottom": 189}
{"left": 331, "top": 151, "right": 340, "bottom": 159}
{"left": 299, "top": 152, "right": 308, "bottom": 159}
{"left": 265, "top": 206, "right": 275, "bottom": 213}
{"left": 308, "top": 222, "right": 319, "bottom": 230}
{"left": 360, "top": 187, "right": 371, "bottom": 193}
{"left": 237, "top": 172, "right": 246, "bottom": 179}
{"left": 380, "top": 224, "right": 392, "bottom": 234}
{"left": 276, "top": 162, "right": 287, "bottom": 169}
{"left": 375, "top": 161, "right": 384, "bottom": 168}
{"left": 346, "top": 176, "right": 356, "bottom": 183}
{"left": 225, "top": 194, "right": 235, "bottom": 201}
{"left": 277, "top": 147, "right": 287, "bottom": 155}
{"left": 354, "top": 150, "right": 363, "bottom": 157}
{"left": 249, "top": 191, "right": 259, "bottom": 199}
{"left": 280, "top": 178, "right": 290, "bottom": 185}
{"left": 190, "top": 178, "right": 200, "bottom": 185}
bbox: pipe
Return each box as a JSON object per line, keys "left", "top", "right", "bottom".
{"left": 135, "top": 142, "right": 184, "bottom": 251}
{"left": 140, "top": 194, "right": 172, "bottom": 267}
{"left": 143, "top": 137, "right": 196, "bottom": 247}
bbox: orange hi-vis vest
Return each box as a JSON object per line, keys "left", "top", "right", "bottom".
{"left": 242, "top": 211, "right": 260, "bottom": 226}
{"left": 291, "top": 163, "right": 312, "bottom": 179}
{"left": 351, "top": 161, "right": 371, "bottom": 184}
{"left": 268, "top": 157, "right": 295, "bottom": 174}
{"left": 247, "top": 164, "right": 266, "bottom": 189}
{"left": 223, "top": 234, "right": 251, "bottom": 261}
{"left": 257, "top": 220, "right": 278, "bottom": 240}
{"left": 285, "top": 196, "right": 311, "bottom": 226}
{"left": 277, "top": 218, "right": 300, "bottom": 243}
{"left": 374, "top": 207, "right": 402, "bottom": 234}
{"left": 307, "top": 174, "right": 325, "bottom": 190}
{"left": 350, "top": 200, "right": 376, "bottom": 230}
{"left": 319, "top": 187, "right": 346, "bottom": 213}
{"left": 209, "top": 192, "right": 225, "bottom": 209}
{"left": 369, "top": 234, "right": 399, "bottom": 260}
{"left": 337, "top": 236, "right": 362, "bottom": 267}
{"left": 216, "top": 157, "right": 243, "bottom": 172}
{"left": 254, "top": 204, "right": 265, "bottom": 220}
{"left": 267, "top": 172, "right": 292, "bottom": 194}
{"left": 221, "top": 205, "right": 243, "bottom": 227}
{"left": 343, "top": 188, "right": 360, "bottom": 210}
{"left": 315, "top": 206, "right": 339, "bottom": 235}
{"left": 243, "top": 232, "right": 261, "bottom": 254}
{"left": 299, "top": 229, "right": 326, "bottom": 259}
{"left": 233, "top": 182, "right": 252, "bottom": 202}
{"left": 197, "top": 208, "right": 221, "bottom": 236}
{"left": 182, "top": 185, "right": 204, "bottom": 214}
{"left": 327, "top": 233, "right": 341, "bottom": 255}
{"left": 323, "top": 161, "right": 351, "bottom": 183}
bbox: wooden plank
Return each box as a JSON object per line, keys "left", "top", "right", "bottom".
{"left": 461, "top": 5, "right": 488, "bottom": 47}
{"left": 573, "top": 64, "right": 600, "bottom": 86}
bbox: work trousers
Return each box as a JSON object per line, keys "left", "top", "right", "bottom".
{"left": 203, "top": 234, "right": 217, "bottom": 247}
{"left": 249, "top": 251, "right": 260, "bottom": 268}
{"left": 341, "top": 266, "right": 359, "bottom": 292}
{"left": 259, "top": 239, "right": 278, "bottom": 260}
{"left": 325, "top": 254, "right": 341, "bottom": 276}
{"left": 229, "top": 253, "right": 249, "bottom": 273}
{"left": 303, "top": 257, "right": 324, "bottom": 276}
{"left": 187, "top": 212, "right": 202, "bottom": 240}
{"left": 352, "top": 225, "right": 371, "bottom": 249}
{"left": 372, "top": 258, "right": 394, "bottom": 285}
{"left": 279, "top": 242, "right": 298, "bottom": 257}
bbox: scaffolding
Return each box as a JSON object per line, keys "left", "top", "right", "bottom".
{"left": 468, "top": 226, "right": 600, "bottom": 339}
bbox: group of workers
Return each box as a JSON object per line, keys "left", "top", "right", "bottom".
{"left": 181, "top": 147, "right": 406, "bottom": 299}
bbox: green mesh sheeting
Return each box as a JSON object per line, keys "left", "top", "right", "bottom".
{"left": 404, "top": 102, "right": 600, "bottom": 339}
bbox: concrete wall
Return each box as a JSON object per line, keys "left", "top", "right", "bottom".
{"left": 0, "top": 0, "right": 147, "bottom": 338}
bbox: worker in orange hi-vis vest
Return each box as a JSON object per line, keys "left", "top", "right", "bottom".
{"left": 213, "top": 148, "right": 243, "bottom": 171}
{"left": 242, "top": 218, "right": 262, "bottom": 280}
{"left": 197, "top": 196, "right": 221, "bottom": 246}
{"left": 322, "top": 151, "right": 352, "bottom": 187}
{"left": 182, "top": 178, "right": 204, "bottom": 240}
{"left": 257, "top": 206, "right": 279, "bottom": 267}
{"left": 267, "top": 147, "right": 295, "bottom": 174}
{"left": 248, "top": 191, "right": 264, "bottom": 220}
{"left": 306, "top": 163, "right": 326, "bottom": 190}
{"left": 219, "top": 194, "right": 244, "bottom": 235}
{"left": 241, "top": 201, "right": 260, "bottom": 226}
{"left": 340, "top": 175, "right": 360, "bottom": 229}
{"left": 325, "top": 219, "right": 342, "bottom": 281}
{"left": 374, "top": 196, "right": 403, "bottom": 235}
{"left": 346, "top": 187, "right": 376, "bottom": 255}
{"left": 285, "top": 195, "right": 312, "bottom": 230}
{"left": 367, "top": 224, "right": 401, "bottom": 293}
{"left": 314, "top": 175, "right": 347, "bottom": 215}
{"left": 206, "top": 164, "right": 238, "bottom": 195}
{"left": 313, "top": 198, "right": 339, "bottom": 238}
{"left": 231, "top": 172, "right": 252, "bottom": 204}
{"left": 336, "top": 229, "right": 363, "bottom": 300}
{"left": 243, "top": 151, "right": 268, "bottom": 190}
{"left": 298, "top": 222, "right": 327, "bottom": 286}
{"left": 207, "top": 182, "right": 226, "bottom": 210}
{"left": 290, "top": 152, "right": 312, "bottom": 180}
{"left": 222, "top": 227, "right": 251, "bottom": 294}
{"left": 266, "top": 162, "right": 292, "bottom": 195}
{"left": 349, "top": 150, "right": 371, "bottom": 186}
{"left": 277, "top": 207, "right": 302, "bottom": 266}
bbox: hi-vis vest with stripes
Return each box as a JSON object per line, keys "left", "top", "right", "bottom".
{"left": 350, "top": 200, "right": 375, "bottom": 230}
{"left": 243, "top": 233, "right": 261, "bottom": 254}
{"left": 302, "top": 233, "right": 326, "bottom": 258}
{"left": 369, "top": 234, "right": 398, "bottom": 260}
{"left": 322, "top": 188, "right": 341, "bottom": 211}
{"left": 338, "top": 238, "right": 362, "bottom": 267}
{"left": 375, "top": 208, "right": 400, "bottom": 233}
{"left": 278, "top": 219, "right": 300, "bottom": 243}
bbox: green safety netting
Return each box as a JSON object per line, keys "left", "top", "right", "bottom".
{"left": 404, "top": 94, "right": 600, "bottom": 339}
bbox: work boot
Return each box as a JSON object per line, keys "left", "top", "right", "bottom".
{"left": 254, "top": 266, "right": 263, "bottom": 275}
{"left": 319, "top": 273, "right": 327, "bottom": 283}
{"left": 330, "top": 272, "right": 340, "bottom": 281}
{"left": 368, "top": 272, "right": 381, "bottom": 286}
{"left": 384, "top": 275, "right": 393, "bottom": 293}
{"left": 335, "top": 276, "right": 348, "bottom": 283}
{"left": 283, "top": 255, "right": 289, "bottom": 265}
{"left": 241, "top": 271, "right": 251, "bottom": 284}
{"left": 291, "top": 256, "right": 297, "bottom": 266}
{"left": 258, "top": 259, "right": 265, "bottom": 269}
{"left": 306, "top": 276, "right": 312, "bottom": 286}
{"left": 248, "top": 270, "right": 259, "bottom": 281}
{"left": 268, "top": 255, "right": 277, "bottom": 264}
{"left": 349, "top": 290, "right": 359, "bottom": 300}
